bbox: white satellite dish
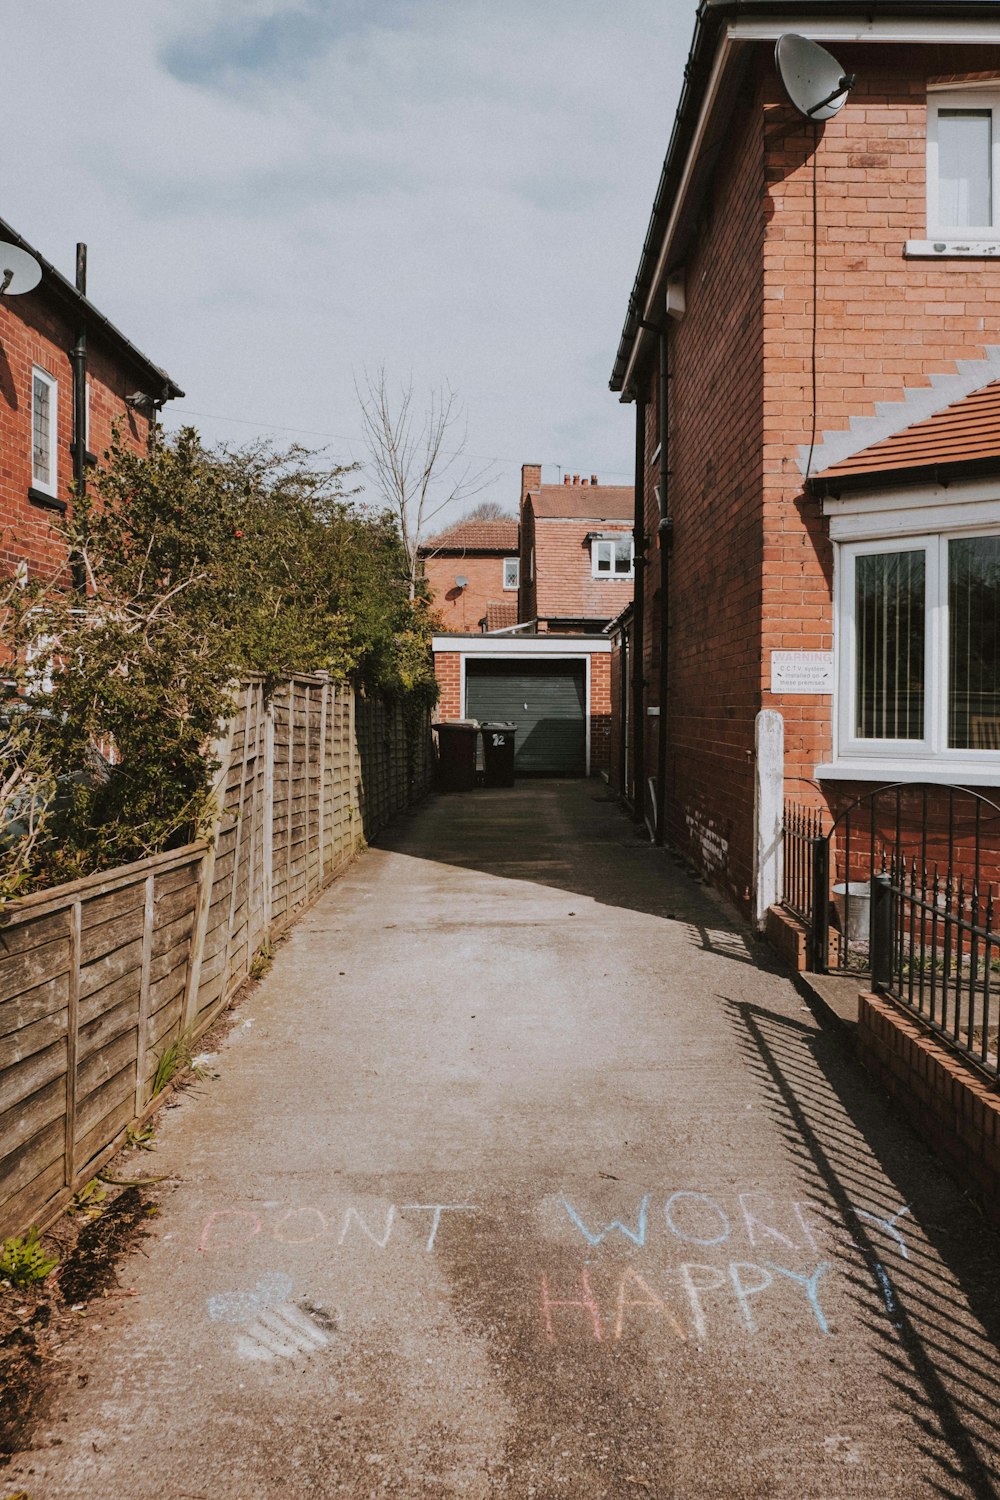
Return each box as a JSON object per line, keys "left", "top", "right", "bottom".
{"left": 775, "top": 34, "right": 855, "bottom": 121}
{"left": 0, "top": 241, "right": 42, "bottom": 297}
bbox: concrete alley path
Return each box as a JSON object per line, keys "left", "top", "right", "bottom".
{"left": 9, "top": 782, "right": 1000, "bottom": 1499}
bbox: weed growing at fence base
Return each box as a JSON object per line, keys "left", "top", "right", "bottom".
{"left": 0, "top": 1227, "right": 58, "bottom": 1288}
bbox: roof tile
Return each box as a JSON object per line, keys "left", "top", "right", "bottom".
{"left": 816, "top": 378, "right": 1000, "bottom": 484}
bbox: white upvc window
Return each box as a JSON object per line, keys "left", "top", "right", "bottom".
{"left": 31, "top": 367, "right": 58, "bottom": 497}
{"left": 927, "top": 87, "right": 1000, "bottom": 238}
{"left": 591, "top": 536, "right": 634, "bottom": 578}
{"left": 833, "top": 527, "right": 1000, "bottom": 774}
{"left": 503, "top": 557, "right": 519, "bottom": 591}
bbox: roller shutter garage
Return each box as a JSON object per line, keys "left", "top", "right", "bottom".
{"left": 465, "top": 659, "right": 586, "bottom": 776}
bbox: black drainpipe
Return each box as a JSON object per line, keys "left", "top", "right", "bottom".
{"left": 655, "top": 330, "right": 672, "bottom": 847}
{"left": 630, "top": 393, "right": 647, "bottom": 821}
{"left": 68, "top": 242, "right": 88, "bottom": 591}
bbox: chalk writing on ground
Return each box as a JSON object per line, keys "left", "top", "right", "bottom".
{"left": 206, "top": 1271, "right": 339, "bottom": 1363}
{"left": 194, "top": 1190, "right": 913, "bottom": 1347}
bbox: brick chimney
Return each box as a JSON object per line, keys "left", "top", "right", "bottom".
{"left": 591, "top": 474, "right": 598, "bottom": 486}
{"left": 563, "top": 474, "right": 571, "bottom": 485}
{"left": 520, "top": 463, "right": 542, "bottom": 506}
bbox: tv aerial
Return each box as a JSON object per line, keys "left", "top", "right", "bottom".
{"left": 775, "top": 34, "right": 855, "bottom": 121}
{"left": 0, "top": 241, "right": 42, "bottom": 297}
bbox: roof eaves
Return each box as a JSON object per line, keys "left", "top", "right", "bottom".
{"left": 610, "top": 0, "right": 1000, "bottom": 397}
{"left": 809, "top": 452, "right": 1000, "bottom": 498}
{"left": 0, "top": 216, "right": 184, "bottom": 401}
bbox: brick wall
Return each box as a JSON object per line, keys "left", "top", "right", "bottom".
{"left": 0, "top": 291, "right": 154, "bottom": 581}
{"left": 423, "top": 553, "right": 511, "bottom": 633}
{"left": 519, "top": 502, "right": 537, "bottom": 623}
{"left": 858, "top": 991, "right": 1000, "bottom": 1231}
{"left": 590, "top": 649, "right": 612, "bottom": 773}
{"left": 758, "top": 43, "right": 1000, "bottom": 793}
{"left": 433, "top": 650, "right": 462, "bottom": 720}
{"left": 531, "top": 514, "right": 634, "bottom": 626}
{"left": 639, "top": 72, "right": 766, "bottom": 904}
{"left": 631, "top": 44, "right": 1000, "bottom": 912}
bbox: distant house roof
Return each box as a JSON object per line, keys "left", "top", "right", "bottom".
{"left": 528, "top": 484, "right": 634, "bottom": 521}
{"left": 0, "top": 215, "right": 184, "bottom": 400}
{"left": 482, "top": 600, "right": 518, "bottom": 633}
{"left": 812, "top": 378, "right": 1000, "bottom": 492}
{"left": 421, "top": 517, "right": 518, "bottom": 554}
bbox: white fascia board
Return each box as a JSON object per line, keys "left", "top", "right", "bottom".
{"left": 622, "top": 13, "right": 1000, "bottom": 396}
{"left": 433, "top": 634, "right": 611, "bottom": 655}
{"left": 823, "top": 477, "right": 1000, "bottom": 541}
{"left": 729, "top": 16, "right": 1000, "bottom": 44}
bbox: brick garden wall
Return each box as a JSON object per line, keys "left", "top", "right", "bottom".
{"left": 858, "top": 991, "right": 1000, "bottom": 1231}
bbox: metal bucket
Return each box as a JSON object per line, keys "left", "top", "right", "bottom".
{"left": 833, "top": 881, "right": 871, "bottom": 943}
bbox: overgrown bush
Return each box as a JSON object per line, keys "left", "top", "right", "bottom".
{"left": 1, "top": 428, "right": 438, "bottom": 898}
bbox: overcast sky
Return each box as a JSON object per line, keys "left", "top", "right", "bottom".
{"left": 6, "top": 1, "right": 693, "bottom": 527}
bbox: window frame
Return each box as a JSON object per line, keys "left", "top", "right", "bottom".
{"left": 926, "top": 86, "right": 1000, "bottom": 239}
{"left": 31, "top": 366, "right": 58, "bottom": 498}
{"left": 834, "top": 525, "right": 1000, "bottom": 773}
{"left": 590, "top": 535, "right": 635, "bottom": 580}
{"left": 503, "top": 557, "right": 519, "bottom": 591}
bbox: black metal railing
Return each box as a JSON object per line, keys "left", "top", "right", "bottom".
{"left": 790, "top": 782, "right": 1000, "bottom": 1082}
{"left": 781, "top": 802, "right": 824, "bottom": 928}
{"left": 871, "top": 860, "right": 1000, "bottom": 1082}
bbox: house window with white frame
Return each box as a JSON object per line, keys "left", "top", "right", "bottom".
{"left": 927, "top": 88, "right": 1000, "bottom": 238}
{"left": 503, "top": 557, "right": 519, "bottom": 590}
{"left": 31, "top": 367, "right": 58, "bottom": 497}
{"left": 836, "top": 529, "right": 1000, "bottom": 766}
{"left": 592, "top": 535, "right": 634, "bottom": 578}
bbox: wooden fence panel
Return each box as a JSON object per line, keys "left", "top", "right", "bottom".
{"left": 0, "top": 679, "right": 431, "bottom": 1238}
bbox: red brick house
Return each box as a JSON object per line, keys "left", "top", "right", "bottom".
{"left": 419, "top": 516, "right": 520, "bottom": 634}
{"left": 518, "top": 464, "right": 635, "bottom": 632}
{"left": 430, "top": 466, "right": 629, "bottom": 776}
{"left": 609, "top": 0, "right": 1000, "bottom": 919}
{"left": 0, "top": 219, "right": 183, "bottom": 581}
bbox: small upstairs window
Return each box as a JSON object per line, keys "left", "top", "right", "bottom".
{"left": 32, "top": 367, "right": 58, "bottom": 497}
{"left": 927, "top": 89, "right": 1000, "bottom": 238}
{"left": 591, "top": 535, "right": 634, "bottom": 578}
{"left": 503, "top": 557, "right": 519, "bottom": 590}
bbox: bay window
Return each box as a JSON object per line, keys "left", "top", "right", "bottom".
{"left": 836, "top": 528, "right": 1000, "bottom": 770}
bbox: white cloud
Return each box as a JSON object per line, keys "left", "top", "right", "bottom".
{"left": 4, "top": 0, "right": 691, "bottom": 516}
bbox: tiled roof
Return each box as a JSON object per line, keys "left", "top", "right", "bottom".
{"left": 421, "top": 518, "right": 518, "bottom": 553}
{"left": 482, "top": 600, "right": 518, "bottom": 633}
{"left": 814, "top": 378, "right": 1000, "bottom": 487}
{"left": 528, "top": 485, "right": 634, "bottom": 520}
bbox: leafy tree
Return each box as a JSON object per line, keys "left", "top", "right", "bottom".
{"left": 2, "top": 427, "right": 438, "bottom": 892}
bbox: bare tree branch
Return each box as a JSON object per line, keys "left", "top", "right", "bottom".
{"left": 355, "top": 367, "right": 495, "bottom": 600}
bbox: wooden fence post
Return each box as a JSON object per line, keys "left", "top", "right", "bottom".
{"left": 182, "top": 706, "right": 237, "bottom": 1031}
{"left": 243, "top": 683, "right": 265, "bottom": 982}
{"left": 221, "top": 687, "right": 255, "bottom": 1005}
{"left": 286, "top": 683, "right": 295, "bottom": 910}
{"left": 349, "top": 688, "right": 358, "bottom": 845}
{"left": 63, "top": 899, "right": 82, "bottom": 1188}
{"left": 318, "top": 675, "right": 329, "bottom": 885}
{"left": 263, "top": 694, "right": 274, "bottom": 940}
{"left": 134, "top": 871, "right": 157, "bottom": 1113}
